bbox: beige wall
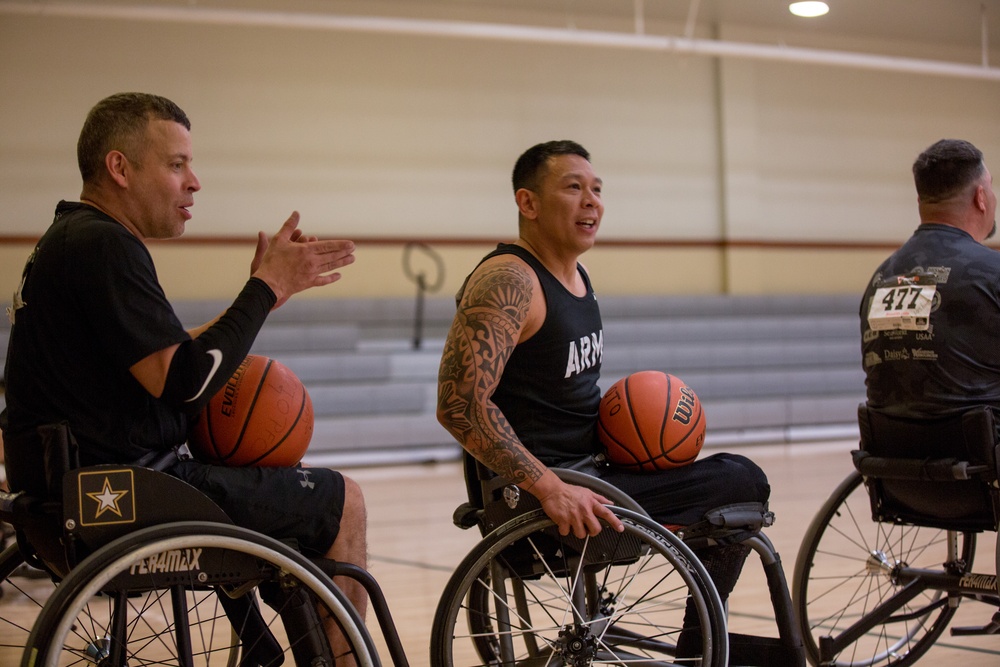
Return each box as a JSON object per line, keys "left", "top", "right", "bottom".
{"left": 0, "top": 239, "right": 885, "bottom": 301}
{"left": 1, "top": 6, "right": 997, "bottom": 301}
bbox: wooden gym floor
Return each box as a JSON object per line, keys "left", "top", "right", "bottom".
{"left": 1, "top": 440, "right": 998, "bottom": 665}
{"left": 355, "top": 440, "right": 1000, "bottom": 665}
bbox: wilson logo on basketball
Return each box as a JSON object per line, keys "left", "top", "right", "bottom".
{"left": 671, "top": 386, "right": 697, "bottom": 425}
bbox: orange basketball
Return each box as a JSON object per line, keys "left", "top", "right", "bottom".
{"left": 597, "top": 371, "right": 706, "bottom": 472}
{"left": 189, "top": 354, "right": 314, "bottom": 467}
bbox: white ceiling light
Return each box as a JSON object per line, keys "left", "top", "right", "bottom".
{"left": 789, "top": 2, "right": 830, "bottom": 18}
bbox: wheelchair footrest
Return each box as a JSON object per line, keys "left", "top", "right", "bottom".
{"left": 950, "top": 610, "right": 1000, "bottom": 636}
{"left": 679, "top": 502, "right": 774, "bottom": 546}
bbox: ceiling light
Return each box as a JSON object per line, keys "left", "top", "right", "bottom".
{"left": 789, "top": 2, "right": 830, "bottom": 18}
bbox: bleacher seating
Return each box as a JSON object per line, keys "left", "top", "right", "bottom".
{"left": 0, "top": 294, "right": 865, "bottom": 467}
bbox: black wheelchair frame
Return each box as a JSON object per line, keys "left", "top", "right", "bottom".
{"left": 0, "top": 430, "right": 807, "bottom": 666}
{"left": 793, "top": 404, "right": 1000, "bottom": 667}
{"left": 0, "top": 458, "right": 412, "bottom": 667}
{"left": 430, "top": 454, "right": 806, "bottom": 666}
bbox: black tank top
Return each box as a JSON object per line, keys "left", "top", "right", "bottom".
{"left": 464, "top": 244, "right": 604, "bottom": 464}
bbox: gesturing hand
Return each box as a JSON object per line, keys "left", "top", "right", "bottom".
{"left": 250, "top": 211, "right": 356, "bottom": 308}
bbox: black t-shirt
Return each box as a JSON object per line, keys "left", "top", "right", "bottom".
{"left": 471, "top": 244, "right": 604, "bottom": 465}
{"left": 861, "top": 223, "right": 1000, "bottom": 417}
{"left": 2, "top": 202, "right": 191, "bottom": 476}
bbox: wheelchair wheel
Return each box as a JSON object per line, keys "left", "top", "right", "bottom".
{"left": 431, "top": 506, "right": 728, "bottom": 666}
{"left": 0, "top": 542, "right": 56, "bottom": 664}
{"left": 793, "top": 470, "right": 975, "bottom": 667}
{"left": 23, "top": 521, "right": 379, "bottom": 667}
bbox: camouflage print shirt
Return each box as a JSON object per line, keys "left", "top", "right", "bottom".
{"left": 861, "top": 223, "right": 1000, "bottom": 417}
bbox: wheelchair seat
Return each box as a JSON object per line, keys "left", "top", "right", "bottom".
{"left": 855, "top": 403, "right": 999, "bottom": 531}
{"left": 794, "top": 403, "right": 1000, "bottom": 667}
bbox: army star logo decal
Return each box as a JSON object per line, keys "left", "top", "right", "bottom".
{"left": 78, "top": 469, "right": 136, "bottom": 526}
{"left": 87, "top": 477, "right": 129, "bottom": 518}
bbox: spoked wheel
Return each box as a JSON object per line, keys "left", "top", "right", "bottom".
{"left": 23, "top": 521, "right": 379, "bottom": 667}
{"left": 431, "top": 507, "right": 728, "bottom": 666}
{"left": 793, "top": 471, "right": 975, "bottom": 666}
{"left": 0, "top": 541, "right": 57, "bottom": 665}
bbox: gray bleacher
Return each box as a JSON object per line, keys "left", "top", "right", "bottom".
{"left": 1, "top": 294, "right": 866, "bottom": 467}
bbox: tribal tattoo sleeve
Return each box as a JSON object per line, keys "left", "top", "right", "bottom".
{"left": 437, "top": 260, "right": 545, "bottom": 487}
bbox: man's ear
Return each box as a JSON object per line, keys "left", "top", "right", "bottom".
{"left": 515, "top": 188, "right": 538, "bottom": 220}
{"left": 975, "top": 184, "right": 989, "bottom": 213}
{"left": 105, "top": 150, "right": 130, "bottom": 188}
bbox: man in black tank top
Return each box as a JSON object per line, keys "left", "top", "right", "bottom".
{"left": 437, "top": 141, "right": 771, "bottom": 647}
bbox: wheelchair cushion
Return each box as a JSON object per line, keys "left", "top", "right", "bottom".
{"left": 857, "top": 404, "right": 999, "bottom": 532}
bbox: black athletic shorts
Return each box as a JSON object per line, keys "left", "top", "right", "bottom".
{"left": 168, "top": 460, "right": 346, "bottom": 557}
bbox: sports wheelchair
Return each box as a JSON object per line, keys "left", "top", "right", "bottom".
{"left": 0, "top": 427, "right": 410, "bottom": 667}
{"left": 431, "top": 454, "right": 806, "bottom": 665}
{"left": 793, "top": 404, "right": 1000, "bottom": 666}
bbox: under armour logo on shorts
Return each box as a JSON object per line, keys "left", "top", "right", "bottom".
{"left": 298, "top": 469, "right": 315, "bottom": 489}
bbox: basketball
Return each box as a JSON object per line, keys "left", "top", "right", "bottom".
{"left": 597, "top": 371, "right": 706, "bottom": 472}
{"left": 188, "top": 354, "right": 314, "bottom": 467}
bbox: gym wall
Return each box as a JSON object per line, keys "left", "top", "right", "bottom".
{"left": 1, "top": 6, "right": 998, "bottom": 301}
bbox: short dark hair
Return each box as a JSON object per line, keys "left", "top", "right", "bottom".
{"left": 77, "top": 92, "right": 190, "bottom": 183}
{"left": 511, "top": 140, "right": 590, "bottom": 192}
{"left": 912, "top": 139, "right": 985, "bottom": 204}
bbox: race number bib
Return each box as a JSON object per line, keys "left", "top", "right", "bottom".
{"left": 867, "top": 278, "right": 936, "bottom": 331}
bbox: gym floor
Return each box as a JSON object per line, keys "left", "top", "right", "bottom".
{"left": 354, "top": 440, "right": 1000, "bottom": 666}
{"left": 1, "top": 440, "right": 997, "bottom": 665}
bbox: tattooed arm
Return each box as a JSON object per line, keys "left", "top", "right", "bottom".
{"left": 437, "top": 258, "right": 543, "bottom": 483}
{"left": 437, "top": 256, "right": 622, "bottom": 537}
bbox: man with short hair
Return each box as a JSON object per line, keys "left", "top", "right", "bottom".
{"left": 0, "top": 92, "right": 367, "bottom": 659}
{"left": 437, "top": 139, "right": 771, "bottom": 656}
{"left": 862, "top": 138, "right": 1000, "bottom": 416}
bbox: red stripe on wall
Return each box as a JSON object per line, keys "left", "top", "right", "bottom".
{"left": 1, "top": 235, "right": 910, "bottom": 251}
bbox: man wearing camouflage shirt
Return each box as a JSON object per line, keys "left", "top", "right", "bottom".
{"left": 861, "top": 138, "right": 999, "bottom": 416}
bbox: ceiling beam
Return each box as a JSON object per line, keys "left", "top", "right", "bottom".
{"left": 3, "top": 1, "right": 999, "bottom": 81}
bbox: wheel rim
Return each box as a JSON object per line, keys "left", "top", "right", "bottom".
{"left": 0, "top": 544, "right": 54, "bottom": 665}
{"left": 26, "top": 526, "right": 378, "bottom": 667}
{"left": 794, "top": 472, "right": 971, "bottom": 666}
{"left": 433, "top": 509, "right": 727, "bottom": 666}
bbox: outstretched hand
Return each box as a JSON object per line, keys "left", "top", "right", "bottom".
{"left": 532, "top": 471, "right": 625, "bottom": 538}
{"left": 250, "top": 212, "right": 355, "bottom": 308}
